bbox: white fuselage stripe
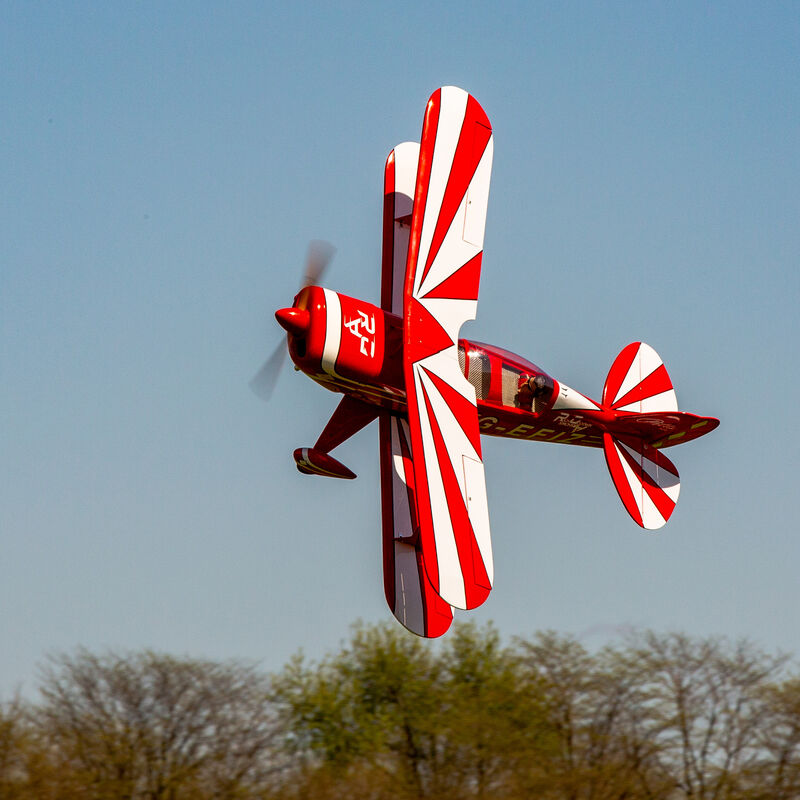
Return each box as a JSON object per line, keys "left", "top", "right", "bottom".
{"left": 321, "top": 288, "right": 341, "bottom": 377}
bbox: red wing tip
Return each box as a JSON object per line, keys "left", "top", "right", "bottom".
{"left": 444, "top": 582, "right": 492, "bottom": 612}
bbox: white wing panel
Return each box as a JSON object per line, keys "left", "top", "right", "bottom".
{"left": 402, "top": 86, "right": 495, "bottom": 611}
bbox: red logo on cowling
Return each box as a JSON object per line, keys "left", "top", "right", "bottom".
{"left": 344, "top": 311, "right": 375, "bottom": 358}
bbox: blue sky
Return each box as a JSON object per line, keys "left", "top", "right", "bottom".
{"left": 2, "top": 1, "right": 798, "bottom": 693}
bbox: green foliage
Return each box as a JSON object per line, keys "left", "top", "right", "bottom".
{"left": 31, "top": 648, "right": 280, "bottom": 799}
{"left": 1, "top": 624, "right": 799, "bottom": 799}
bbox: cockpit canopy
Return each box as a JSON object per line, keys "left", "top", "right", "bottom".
{"left": 458, "top": 341, "right": 555, "bottom": 415}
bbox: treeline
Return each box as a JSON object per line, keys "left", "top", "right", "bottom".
{"left": 1, "top": 624, "right": 799, "bottom": 799}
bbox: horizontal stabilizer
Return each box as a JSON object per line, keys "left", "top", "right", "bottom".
{"left": 606, "top": 410, "right": 719, "bottom": 447}
{"left": 603, "top": 433, "right": 680, "bottom": 530}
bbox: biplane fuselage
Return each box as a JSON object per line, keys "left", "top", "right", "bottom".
{"left": 280, "top": 285, "right": 714, "bottom": 454}
{"left": 266, "top": 87, "right": 717, "bottom": 638}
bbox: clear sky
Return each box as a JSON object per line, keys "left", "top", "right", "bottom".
{"left": 2, "top": 1, "right": 798, "bottom": 694}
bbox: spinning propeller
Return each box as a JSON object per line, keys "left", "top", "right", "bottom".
{"left": 299, "top": 239, "right": 336, "bottom": 292}
{"left": 249, "top": 240, "right": 335, "bottom": 401}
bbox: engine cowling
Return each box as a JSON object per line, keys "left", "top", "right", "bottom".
{"left": 277, "top": 287, "right": 403, "bottom": 389}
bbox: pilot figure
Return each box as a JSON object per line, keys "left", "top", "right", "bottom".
{"left": 517, "top": 373, "right": 553, "bottom": 411}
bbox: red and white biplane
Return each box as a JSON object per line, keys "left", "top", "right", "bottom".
{"left": 254, "top": 87, "right": 719, "bottom": 638}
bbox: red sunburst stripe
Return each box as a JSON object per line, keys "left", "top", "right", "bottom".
{"left": 406, "top": 297, "right": 454, "bottom": 363}
{"left": 603, "top": 433, "right": 644, "bottom": 527}
{"left": 421, "top": 383, "right": 491, "bottom": 609}
{"left": 615, "top": 434, "right": 678, "bottom": 475}
{"left": 398, "top": 416, "right": 452, "bottom": 636}
{"left": 422, "top": 252, "right": 483, "bottom": 301}
{"left": 419, "top": 96, "right": 492, "bottom": 288}
{"left": 615, "top": 442, "right": 676, "bottom": 524}
{"left": 642, "top": 478, "right": 675, "bottom": 523}
{"left": 615, "top": 443, "right": 660, "bottom": 523}
{"left": 409, "top": 409, "right": 437, "bottom": 593}
{"left": 416, "top": 549, "right": 453, "bottom": 636}
{"left": 603, "top": 342, "right": 640, "bottom": 407}
{"left": 420, "top": 366, "right": 482, "bottom": 458}
{"left": 613, "top": 364, "right": 674, "bottom": 409}
{"left": 403, "top": 102, "right": 438, "bottom": 588}
{"left": 405, "top": 92, "right": 440, "bottom": 304}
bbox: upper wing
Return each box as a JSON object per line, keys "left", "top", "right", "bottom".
{"left": 402, "top": 87, "right": 494, "bottom": 610}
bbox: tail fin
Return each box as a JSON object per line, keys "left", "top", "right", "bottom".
{"left": 602, "top": 342, "right": 718, "bottom": 529}
{"left": 602, "top": 343, "right": 681, "bottom": 530}
{"left": 603, "top": 342, "right": 678, "bottom": 413}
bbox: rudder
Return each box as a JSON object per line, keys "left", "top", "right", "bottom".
{"left": 603, "top": 342, "right": 678, "bottom": 413}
